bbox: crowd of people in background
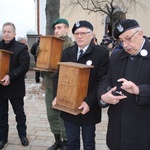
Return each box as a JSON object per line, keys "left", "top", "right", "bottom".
{"left": 17, "top": 28, "right": 122, "bottom": 61}
{"left": 18, "top": 35, "right": 118, "bottom": 57}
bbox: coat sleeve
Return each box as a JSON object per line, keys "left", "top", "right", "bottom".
{"left": 97, "top": 52, "right": 117, "bottom": 108}
{"left": 136, "top": 84, "right": 150, "bottom": 105}
{"left": 30, "top": 42, "right": 38, "bottom": 56}
{"left": 8, "top": 44, "right": 30, "bottom": 82}
{"left": 84, "top": 48, "right": 109, "bottom": 108}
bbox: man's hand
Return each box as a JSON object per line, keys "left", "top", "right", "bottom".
{"left": 1, "top": 75, "right": 10, "bottom": 86}
{"left": 78, "top": 101, "right": 90, "bottom": 115}
{"left": 101, "top": 86, "right": 127, "bottom": 105}
{"left": 52, "top": 97, "right": 57, "bottom": 106}
{"left": 118, "top": 78, "right": 139, "bottom": 95}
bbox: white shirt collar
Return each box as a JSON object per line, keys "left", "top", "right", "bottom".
{"left": 78, "top": 45, "right": 89, "bottom": 53}
{"left": 133, "top": 38, "right": 145, "bottom": 56}
{"left": 77, "top": 45, "right": 89, "bottom": 60}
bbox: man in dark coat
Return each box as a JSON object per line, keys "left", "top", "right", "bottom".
{"left": 30, "top": 39, "right": 43, "bottom": 83}
{"left": 53, "top": 20, "right": 109, "bottom": 150}
{"left": 98, "top": 19, "right": 150, "bottom": 150}
{"left": 0, "top": 22, "right": 30, "bottom": 149}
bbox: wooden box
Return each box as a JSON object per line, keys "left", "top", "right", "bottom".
{"left": 34, "top": 36, "right": 64, "bottom": 72}
{"left": 0, "top": 50, "right": 13, "bottom": 84}
{"left": 53, "top": 62, "right": 94, "bottom": 115}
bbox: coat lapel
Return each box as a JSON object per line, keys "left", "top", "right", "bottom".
{"left": 69, "top": 45, "right": 78, "bottom": 62}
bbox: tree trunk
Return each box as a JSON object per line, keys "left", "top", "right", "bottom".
{"left": 45, "top": 0, "right": 60, "bottom": 35}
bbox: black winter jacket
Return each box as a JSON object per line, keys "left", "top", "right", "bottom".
{"left": 53, "top": 42, "right": 109, "bottom": 125}
{"left": 98, "top": 37, "right": 150, "bottom": 150}
{"left": 0, "top": 38, "right": 30, "bottom": 99}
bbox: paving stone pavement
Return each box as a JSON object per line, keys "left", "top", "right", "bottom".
{"left": 3, "top": 71, "right": 109, "bottom": 150}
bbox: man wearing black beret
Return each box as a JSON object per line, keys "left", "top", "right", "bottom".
{"left": 53, "top": 20, "right": 109, "bottom": 149}
{"left": 98, "top": 19, "right": 150, "bottom": 150}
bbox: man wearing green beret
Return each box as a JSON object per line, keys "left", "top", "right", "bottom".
{"left": 43, "top": 18, "right": 74, "bottom": 150}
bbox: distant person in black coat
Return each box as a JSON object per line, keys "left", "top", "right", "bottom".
{"left": 30, "top": 39, "right": 43, "bottom": 83}
{"left": 0, "top": 22, "right": 30, "bottom": 149}
{"left": 18, "top": 37, "right": 29, "bottom": 78}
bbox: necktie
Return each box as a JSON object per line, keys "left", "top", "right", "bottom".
{"left": 79, "top": 49, "right": 83, "bottom": 59}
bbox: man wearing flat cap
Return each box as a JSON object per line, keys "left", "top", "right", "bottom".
{"left": 42, "top": 18, "right": 74, "bottom": 150}
{"left": 53, "top": 20, "right": 109, "bottom": 149}
{"left": 98, "top": 19, "right": 150, "bottom": 150}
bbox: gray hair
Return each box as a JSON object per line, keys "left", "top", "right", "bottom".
{"left": 3, "top": 22, "right": 16, "bottom": 32}
{"left": 132, "top": 27, "right": 141, "bottom": 32}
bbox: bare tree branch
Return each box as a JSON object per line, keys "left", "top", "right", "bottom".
{"left": 63, "top": 0, "right": 146, "bottom": 36}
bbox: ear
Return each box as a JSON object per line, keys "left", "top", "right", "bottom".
{"left": 90, "top": 32, "right": 94, "bottom": 39}
{"left": 65, "top": 27, "right": 69, "bottom": 33}
{"left": 138, "top": 30, "right": 144, "bottom": 39}
{"left": 91, "top": 32, "right": 94, "bottom": 36}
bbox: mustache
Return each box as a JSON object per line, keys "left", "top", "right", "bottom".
{"left": 124, "top": 46, "right": 132, "bottom": 51}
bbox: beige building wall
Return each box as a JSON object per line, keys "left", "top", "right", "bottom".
{"left": 60, "top": 3, "right": 104, "bottom": 43}
{"left": 37, "top": 0, "right": 150, "bottom": 43}
{"left": 60, "top": 0, "right": 150, "bottom": 43}
{"left": 126, "top": 0, "right": 150, "bottom": 37}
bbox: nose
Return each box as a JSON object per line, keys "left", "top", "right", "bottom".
{"left": 54, "top": 29, "right": 57, "bottom": 33}
{"left": 77, "top": 33, "right": 83, "bottom": 38}
{"left": 54, "top": 28, "right": 58, "bottom": 33}
{"left": 122, "top": 41, "right": 129, "bottom": 47}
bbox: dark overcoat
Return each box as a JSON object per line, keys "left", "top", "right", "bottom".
{"left": 53, "top": 42, "right": 109, "bottom": 125}
{"left": 0, "top": 38, "right": 30, "bottom": 99}
{"left": 98, "top": 37, "right": 150, "bottom": 150}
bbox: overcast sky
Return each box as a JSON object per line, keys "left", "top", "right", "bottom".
{"left": 0, "top": 0, "right": 36, "bottom": 38}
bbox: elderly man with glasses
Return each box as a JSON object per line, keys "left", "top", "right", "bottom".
{"left": 98, "top": 19, "right": 150, "bottom": 150}
{"left": 53, "top": 20, "right": 109, "bottom": 150}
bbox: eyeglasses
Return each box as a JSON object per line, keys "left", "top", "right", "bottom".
{"left": 119, "top": 30, "right": 139, "bottom": 44}
{"left": 74, "top": 31, "right": 91, "bottom": 37}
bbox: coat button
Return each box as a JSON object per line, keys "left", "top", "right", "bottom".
{"left": 130, "top": 57, "right": 134, "bottom": 60}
